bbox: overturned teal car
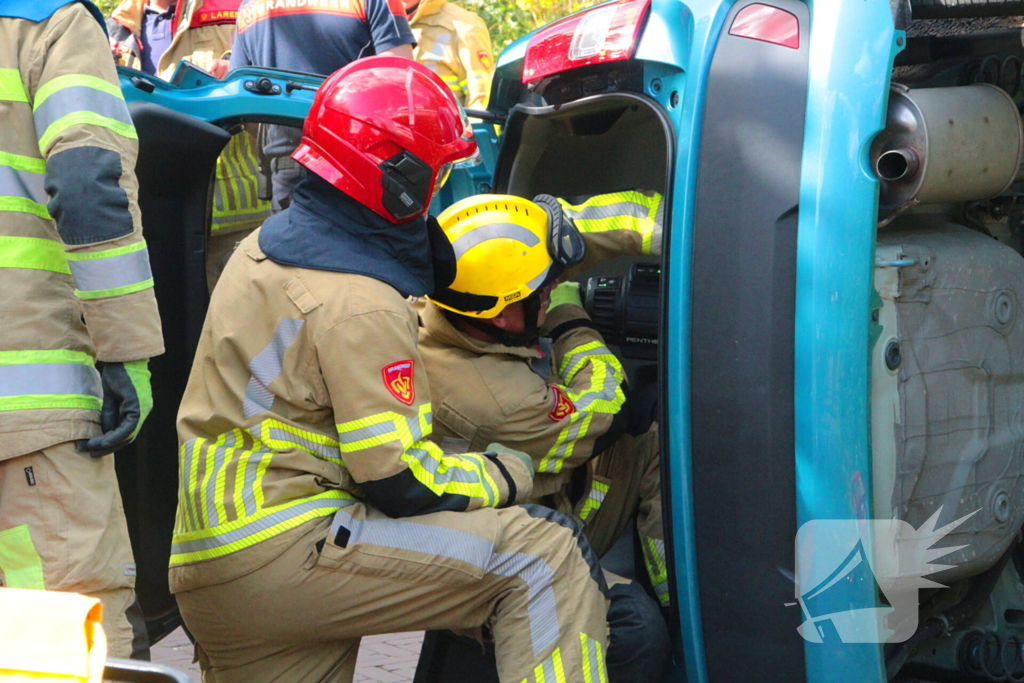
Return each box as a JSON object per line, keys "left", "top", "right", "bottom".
{"left": 120, "top": 0, "right": 1024, "bottom": 680}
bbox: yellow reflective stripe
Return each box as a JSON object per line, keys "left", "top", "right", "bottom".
{"left": 0, "top": 69, "right": 28, "bottom": 103}
{"left": 0, "top": 236, "right": 69, "bottom": 274}
{"left": 0, "top": 525, "right": 45, "bottom": 589}
{"left": 170, "top": 490, "right": 351, "bottom": 565}
{"left": 64, "top": 240, "right": 146, "bottom": 261}
{"left": 0, "top": 149, "right": 45, "bottom": 174}
{"left": 580, "top": 633, "right": 607, "bottom": 683}
{"left": 38, "top": 111, "right": 138, "bottom": 154}
{"left": 560, "top": 341, "right": 614, "bottom": 379}
{"left": 33, "top": 74, "right": 125, "bottom": 109}
{"left": 337, "top": 404, "right": 497, "bottom": 505}
{"left": 0, "top": 196, "right": 50, "bottom": 219}
{"left": 0, "top": 349, "right": 93, "bottom": 365}
{"left": 557, "top": 191, "right": 661, "bottom": 255}
{"left": 183, "top": 439, "right": 203, "bottom": 532}
{"left": 74, "top": 278, "right": 154, "bottom": 300}
{"left": 0, "top": 394, "right": 101, "bottom": 412}
{"left": 539, "top": 411, "right": 593, "bottom": 474}
{"left": 642, "top": 536, "right": 670, "bottom": 606}
{"left": 578, "top": 480, "right": 609, "bottom": 522}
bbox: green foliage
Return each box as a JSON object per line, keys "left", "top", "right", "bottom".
{"left": 460, "top": 0, "right": 603, "bottom": 53}
{"left": 95, "top": 0, "right": 120, "bottom": 16}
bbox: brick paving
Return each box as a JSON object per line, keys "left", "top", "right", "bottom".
{"left": 150, "top": 627, "right": 424, "bottom": 682}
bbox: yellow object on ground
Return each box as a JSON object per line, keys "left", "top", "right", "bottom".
{"left": 0, "top": 588, "right": 106, "bottom": 682}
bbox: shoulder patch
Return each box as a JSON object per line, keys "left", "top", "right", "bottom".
{"left": 478, "top": 50, "right": 492, "bottom": 70}
{"left": 548, "top": 385, "right": 577, "bottom": 421}
{"left": 382, "top": 360, "right": 416, "bottom": 405}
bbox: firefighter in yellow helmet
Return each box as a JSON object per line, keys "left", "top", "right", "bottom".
{"left": 0, "top": 0, "right": 164, "bottom": 659}
{"left": 421, "top": 191, "right": 670, "bottom": 680}
{"left": 403, "top": 0, "right": 495, "bottom": 110}
{"left": 108, "top": 0, "right": 271, "bottom": 288}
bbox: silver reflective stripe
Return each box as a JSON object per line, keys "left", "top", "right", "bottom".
{"left": 564, "top": 201, "right": 650, "bottom": 222}
{"left": 337, "top": 419, "right": 396, "bottom": 446}
{"left": 451, "top": 223, "right": 540, "bottom": 259}
{"left": 67, "top": 247, "right": 153, "bottom": 293}
{"left": 268, "top": 426, "right": 341, "bottom": 462}
{"left": 543, "top": 417, "right": 585, "bottom": 473}
{"left": 0, "top": 164, "right": 46, "bottom": 204}
{"left": 573, "top": 367, "right": 620, "bottom": 411}
{"left": 180, "top": 441, "right": 199, "bottom": 532}
{"left": 170, "top": 497, "right": 352, "bottom": 556}
{"left": 407, "top": 446, "right": 482, "bottom": 486}
{"left": 33, "top": 86, "right": 132, "bottom": 136}
{"left": 0, "top": 362, "right": 100, "bottom": 399}
{"left": 331, "top": 510, "right": 559, "bottom": 657}
{"left": 485, "top": 551, "right": 560, "bottom": 657}
{"left": 525, "top": 262, "right": 553, "bottom": 292}
{"left": 583, "top": 635, "right": 602, "bottom": 680}
{"left": 243, "top": 319, "right": 305, "bottom": 418}
{"left": 589, "top": 488, "right": 607, "bottom": 504}
{"left": 653, "top": 580, "right": 670, "bottom": 598}
{"left": 562, "top": 346, "right": 613, "bottom": 377}
{"left": 241, "top": 423, "right": 272, "bottom": 516}
{"left": 204, "top": 431, "right": 237, "bottom": 528}
{"left": 543, "top": 657, "right": 557, "bottom": 682}
{"left": 422, "top": 32, "right": 451, "bottom": 62}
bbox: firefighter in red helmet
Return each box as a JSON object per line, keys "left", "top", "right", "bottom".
{"left": 170, "top": 56, "right": 610, "bottom": 682}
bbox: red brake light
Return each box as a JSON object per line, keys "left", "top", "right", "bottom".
{"left": 523, "top": 0, "right": 651, "bottom": 84}
{"left": 729, "top": 4, "right": 800, "bottom": 50}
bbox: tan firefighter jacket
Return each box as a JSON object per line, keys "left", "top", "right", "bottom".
{"left": 419, "top": 190, "right": 665, "bottom": 498}
{"left": 0, "top": 3, "right": 164, "bottom": 461}
{"left": 170, "top": 231, "right": 532, "bottom": 592}
{"left": 109, "top": 0, "right": 270, "bottom": 236}
{"left": 409, "top": 0, "right": 494, "bottom": 110}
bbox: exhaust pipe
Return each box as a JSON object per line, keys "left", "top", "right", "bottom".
{"left": 871, "top": 84, "right": 1024, "bottom": 212}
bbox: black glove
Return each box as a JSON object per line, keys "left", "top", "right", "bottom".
{"left": 79, "top": 360, "right": 153, "bottom": 457}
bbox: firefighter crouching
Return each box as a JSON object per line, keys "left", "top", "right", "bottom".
{"left": 420, "top": 193, "right": 669, "bottom": 681}
{"left": 170, "top": 56, "right": 610, "bottom": 682}
{"left": 0, "top": 0, "right": 164, "bottom": 658}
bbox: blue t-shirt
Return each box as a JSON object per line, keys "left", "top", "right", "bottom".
{"left": 140, "top": 2, "right": 176, "bottom": 75}
{"left": 231, "top": 0, "right": 414, "bottom": 74}
{"left": 231, "top": 0, "right": 415, "bottom": 155}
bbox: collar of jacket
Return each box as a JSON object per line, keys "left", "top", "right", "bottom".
{"left": 0, "top": 0, "right": 106, "bottom": 29}
{"left": 258, "top": 174, "right": 437, "bottom": 297}
{"left": 110, "top": 0, "right": 187, "bottom": 36}
{"left": 409, "top": 0, "right": 446, "bottom": 25}
{"left": 420, "top": 300, "right": 543, "bottom": 360}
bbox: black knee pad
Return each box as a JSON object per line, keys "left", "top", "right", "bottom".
{"left": 606, "top": 582, "right": 671, "bottom": 683}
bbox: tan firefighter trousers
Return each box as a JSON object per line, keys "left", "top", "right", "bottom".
{"left": 177, "top": 503, "right": 610, "bottom": 683}
{"left": 0, "top": 442, "right": 139, "bottom": 657}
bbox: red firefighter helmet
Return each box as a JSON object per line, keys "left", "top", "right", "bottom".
{"left": 291, "top": 56, "right": 478, "bottom": 223}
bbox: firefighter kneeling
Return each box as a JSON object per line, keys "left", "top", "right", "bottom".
{"left": 170, "top": 57, "right": 609, "bottom": 682}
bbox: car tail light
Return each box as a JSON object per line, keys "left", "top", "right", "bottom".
{"left": 729, "top": 4, "right": 799, "bottom": 49}
{"left": 523, "top": 0, "right": 651, "bottom": 84}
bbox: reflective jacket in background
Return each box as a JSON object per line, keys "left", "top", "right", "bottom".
{"left": 409, "top": 0, "right": 494, "bottom": 110}
{"left": 419, "top": 190, "right": 665, "bottom": 497}
{"left": 109, "top": 0, "right": 270, "bottom": 238}
{"left": 0, "top": 2, "right": 164, "bottom": 460}
{"left": 170, "top": 229, "right": 532, "bottom": 593}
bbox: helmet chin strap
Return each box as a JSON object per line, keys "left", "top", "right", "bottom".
{"left": 453, "top": 292, "right": 544, "bottom": 348}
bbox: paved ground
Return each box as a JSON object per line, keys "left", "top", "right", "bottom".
{"left": 151, "top": 627, "right": 424, "bottom": 682}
